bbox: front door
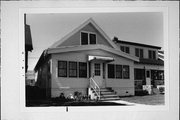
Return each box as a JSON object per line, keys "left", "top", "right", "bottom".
{"left": 91, "top": 62, "right": 105, "bottom": 88}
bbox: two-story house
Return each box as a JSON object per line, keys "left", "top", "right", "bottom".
{"left": 34, "top": 18, "right": 140, "bottom": 100}
{"left": 113, "top": 37, "right": 164, "bottom": 93}
{"left": 34, "top": 18, "right": 164, "bottom": 100}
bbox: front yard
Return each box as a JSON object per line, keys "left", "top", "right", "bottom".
{"left": 121, "top": 94, "right": 165, "bottom": 105}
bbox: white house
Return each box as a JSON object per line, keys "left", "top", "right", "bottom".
{"left": 34, "top": 18, "right": 163, "bottom": 100}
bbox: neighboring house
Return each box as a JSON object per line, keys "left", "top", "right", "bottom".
{"left": 25, "top": 70, "right": 36, "bottom": 86}
{"left": 25, "top": 14, "right": 33, "bottom": 73}
{"left": 34, "top": 18, "right": 164, "bottom": 100}
{"left": 113, "top": 37, "right": 164, "bottom": 93}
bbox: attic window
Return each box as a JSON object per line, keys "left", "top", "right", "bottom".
{"left": 81, "top": 31, "right": 96, "bottom": 45}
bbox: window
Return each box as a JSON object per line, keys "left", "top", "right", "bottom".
{"left": 123, "top": 65, "right": 130, "bottom": 79}
{"left": 151, "top": 70, "right": 164, "bottom": 80}
{"left": 90, "top": 33, "right": 96, "bottom": 44}
{"left": 116, "top": 65, "right": 122, "bottom": 79}
{"left": 135, "top": 48, "right": 143, "bottom": 58}
{"left": 69, "top": 62, "right": 77, "bottom": 77}
{"left": 134, "top": 68, "right": 145, "bottom": 80}
{"left": 120, "top": 46, "right": 130, "bottom": 54}
{"left": 94, "top": 63, "right": 101, "bottom": 76}
{"left": 81, "top": 32, "right": 96, "bottom": 45}
{"left": 81, "top": 32, "right": 88, "bottom": 45}
{"left": 108, "top": 64, "right": 115, "bottom": 78}
{"left": 148, "top": 50, "right": 156, "bottom": 59}
{"left": 108, "top": 64, "right": 129, "bottom": 79}
{"left": 58, "top": 61, "right": 67, "bottom": 77}
{"left": 79, "top": 62, "right": 87, "bottom": 78}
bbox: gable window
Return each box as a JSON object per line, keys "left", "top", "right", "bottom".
{"left": 81, "top": 31, "right": 96, "bottom": 45}
{"left": 79, "top": 62, "right": 87, "bottom": 78}
{"left": 135, "top": 48, "right": 143, "bottom": 58}
{"left": 69, "top": 61, "right": 77, "bottom": 77}
{"left": 90, "top": 33, "right": 96, "bottom": 44}
{"left": 148, "top": 50, "right": 156, "bottom": 59}
{"left": 120, "top": 46, "right": 130, "bottom": 54}
{"left": 81, "top": 32, "right": 88, "bottom": 45}
{"left": 58, "top": 61, "right": 67, "bottom": 77}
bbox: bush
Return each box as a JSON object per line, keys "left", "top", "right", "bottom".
{"left": 159, "top": 87, "right": 165, "bottom": 93}
{"left": 135, "top": 90, "right": 149, "bottom": 96}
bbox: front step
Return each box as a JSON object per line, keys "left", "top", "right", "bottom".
{"left": 91, "top": 88, "right": 120, "bottom": 101}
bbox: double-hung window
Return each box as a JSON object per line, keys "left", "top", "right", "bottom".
{"left": 135, "top": 48, "right": 143, "bottom": 58}
{"left": 69, "top": 61, "right": 77, "bottom": 77}
{"left": 116, "top": 65, "right": 122, "bottom": 79}
{"left": 120, "top": 46, "right": 130, "bottom": 54}
{"left": 81, "top": 32, "right": 96, "bottom": 45}
{"left": 58, "top": 61, "right": 67, "bottom": 77}
{"left": 79, "top": 62, "right": 87, "bottom": 78}
{"left": 148, "top": 50, "right": 156, "bottom": 59}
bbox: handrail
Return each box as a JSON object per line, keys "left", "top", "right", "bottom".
{"left": 90, "top": 77, "right": 100, "bottom": 100}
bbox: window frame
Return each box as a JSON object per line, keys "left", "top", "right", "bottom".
{"left": 108, "top": 64, "right": 115, "bottom": 78}
{"left": 58, "top": 61, "right": 67, "bottom": 77}
{"left": 115, "top": 65, "right": 122, "bottom": 79}
{"left": 79, "top": 62, "right": 87, "bottom": 78}
{"left": 80, "top": 31, "right": 97, "bottom": 45}
{"left": 148, "top": 50, "right": 156, "bottom": 59}
{"left": 69, "top": 61, "right": 77, "bottom": 77}
{"left": 120, "top": 46, "right": 130, "bottom": 54}
{"left": 108, "top": 64, "right": 130, "bottom": 79}
{"left": 123, "top": 65, "right": 130, "bottom": 79}
{"left": 135, "top": 48, "right": 143, "bottom": 58}
{"left": 94, "top": 63, "right": 101, "bottom": 76}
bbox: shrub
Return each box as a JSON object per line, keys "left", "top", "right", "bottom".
{"left": 135, "top": 90, "right": 149, "bottom": 96}
{"left": 159, "top": 87, "right": 165, "bottom": 94}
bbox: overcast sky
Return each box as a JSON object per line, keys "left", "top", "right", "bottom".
{"left": 26, "top": 12, "right": 163, "bottom": 71}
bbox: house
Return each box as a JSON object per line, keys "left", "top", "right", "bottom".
{"left": 25, "top": 14, "right": 33, "bottom": 73}
{"left": 34, "top": 18, "right": 164, "bottom": 100}
{"left": 113, "top": 37, "right": 164, "bottom": 94}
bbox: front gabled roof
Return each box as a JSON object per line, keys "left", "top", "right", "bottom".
{"left": 47, "top": 44, "right": 139, "bottom": 62}
{"left": 50, "top": 18, "right": 118, "bottom": 49}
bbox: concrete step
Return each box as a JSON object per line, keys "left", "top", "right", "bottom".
{"left": 90, "top": 87, "right": 120, "bottom": 101}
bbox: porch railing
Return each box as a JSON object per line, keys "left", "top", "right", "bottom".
{"left": 90, "top": 77, "right": 101, "bottom": 100}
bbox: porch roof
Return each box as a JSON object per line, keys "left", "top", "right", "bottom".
{"left": 88, "top": 55, "right": 114, "bottom": 62}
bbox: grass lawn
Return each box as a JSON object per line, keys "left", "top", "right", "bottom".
{"left": 121, "top": 94, "right": 165, "bottom": 105}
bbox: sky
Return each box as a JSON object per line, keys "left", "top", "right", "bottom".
{"left": 26, "top": 12, "right": 163, "bottom": 71}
